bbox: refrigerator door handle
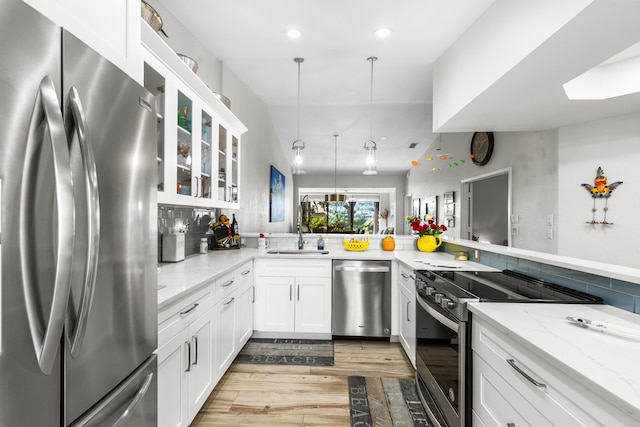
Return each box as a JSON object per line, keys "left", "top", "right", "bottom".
{"left": 63, "top": 87, "right": 101, "bottom": 358}
{"left": 19, "top": 75, "right": 75, "bottom": 375}
{"left": 112, "top": 372, "right": 154, "bottom": 427}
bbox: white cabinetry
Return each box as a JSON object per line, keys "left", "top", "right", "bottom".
{"left": 472, "top": 316, "right": 635, "bottom": 427}
{"left": 214, "top": 261, "right": 254, "bottom": 378}
{"left": 254, "top": 259, "right": 332, "bottom": 335}
{"left": 22, "top": 0, "right": 139, "bottom": 78}
{"left": 157, "top": 287, "right": 215, "bottom": 427}
{"left": 397, "top": 262, "right": 416, "bottom": 367}
{"left": 141, "top": 23, "right": 247, "bottom": 208}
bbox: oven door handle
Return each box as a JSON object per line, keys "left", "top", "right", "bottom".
{"left": 416, "top": 295, "right": 459, "bottom": 333}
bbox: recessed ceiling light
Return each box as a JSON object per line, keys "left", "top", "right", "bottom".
{"left": 286, "top": 28, "right": 303, "bottom": 39}
{"left": 379, "top": 136, "right": 387, "bottom": 141}
{"left": 374, "top": 28, "right": 392, "bottom": 38}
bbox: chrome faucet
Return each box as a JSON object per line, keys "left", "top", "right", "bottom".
{"left": 297, "top": 205, "right": 305, "bottom": 249}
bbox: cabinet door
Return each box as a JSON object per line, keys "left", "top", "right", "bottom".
{"left": 399, "top": 283, "right": 416, "bottom": 366}
{"left": 235, "top": 284, "right": 254, "bottom": 348}
{"left": 157, "top": 328, "right": 190, "bottom": 427}
{"left": 187, "top": 308, "right": 215, "bottom": 424}
{"left": 255, "top": 276, "right": 295, "bottom": 332}
{"left": 295, "top": 277, "right": 331, "bottom": 333}
{"left": 215, "top": 296, "right": 236, "bottom": 378}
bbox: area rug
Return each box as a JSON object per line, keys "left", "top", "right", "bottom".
{"left": 235, "top": 338, "right": 334, "bottom": 366}
{"left": 348, "top": 376, "right": 428, "bottom": 426}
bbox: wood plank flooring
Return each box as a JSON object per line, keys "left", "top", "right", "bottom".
{"left": 191, "top": 340, "right": 415, "bottom": 426}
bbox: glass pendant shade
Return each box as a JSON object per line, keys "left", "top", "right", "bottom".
{"left": 292, "top": 139, "right": 305, "bottom": 174}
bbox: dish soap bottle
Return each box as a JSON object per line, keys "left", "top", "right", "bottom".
{"left": 317, "top": 235, "right": 324, "bottom": 250}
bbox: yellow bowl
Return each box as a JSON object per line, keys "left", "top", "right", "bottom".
{"left": 343, "top": 237, "right": 370, "bottom": 252}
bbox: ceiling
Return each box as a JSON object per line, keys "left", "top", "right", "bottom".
{"left": 156, "top": 0, "right": 640, "bottom": 176}
{"left": 155, "top": 0, "right": 495, "bottom": 175}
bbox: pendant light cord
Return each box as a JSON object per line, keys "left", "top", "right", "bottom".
{"left": 368, "top": 57, "right": 377, "bottom": 142}
{"left": 295, "top": 58, "right": 304, "bottom": 141}
{"left": 334, "top": 134, "right": 338, "bottom": 194}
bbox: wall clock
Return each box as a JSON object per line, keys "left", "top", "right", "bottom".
{"left": 470, "top": 131, "right": 494, "bottom": 166}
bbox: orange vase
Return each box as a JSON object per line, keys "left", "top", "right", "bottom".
{"left": 416, "top": 235, "right": 442, "bottom": 252}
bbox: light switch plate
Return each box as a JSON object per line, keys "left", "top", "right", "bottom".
{"left": 510, "top": 214, "right": 519, "bottom": 224}
{"left": 546, "top": 214, "right": 554, "bottom": 226}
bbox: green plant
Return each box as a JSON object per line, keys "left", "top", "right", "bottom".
{"left": 309, "top": 215, "right": 326, "bottom": 231}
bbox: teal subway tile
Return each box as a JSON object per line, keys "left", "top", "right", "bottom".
{"left": 548, "top": 275, "right": 589, "bottom": 293}
{"left": 611, "top": 279, "right": 640, "bottom": 297}
{"left": 516, "top": 258, "right": 542, "bottom": 271}
{"left": 500, "top": 255, "right": 519, "bottom": 266}
{"left": 586, "top": 285, "right": 635, "bottom": 312}
{"left": 635, "top": 297, "right": 640, "bottom": 315}
{"left": 540, "top": 264, "right": 573, "bottom": 278}
{"left": 571, "top": 271, "right": 611, "bottom": 288}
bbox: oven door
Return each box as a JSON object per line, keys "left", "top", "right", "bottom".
{"left": 415, "top": 292, "right": 467, "bottom": 427}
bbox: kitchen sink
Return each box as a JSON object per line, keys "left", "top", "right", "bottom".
{"left": 266, "top": 250, "right": 330, "bottom": 255}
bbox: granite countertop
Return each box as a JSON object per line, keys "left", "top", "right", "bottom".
{"left": 158, "top": 248, "right": 496, "bottom": 308}
{"left": 468, "top": 302, "right": 640, "bottom": 420}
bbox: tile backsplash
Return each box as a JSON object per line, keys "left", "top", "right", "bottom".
{"left": 157, "top": 204, "right": 218, "bottom": 262}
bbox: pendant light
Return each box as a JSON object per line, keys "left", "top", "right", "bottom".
{"left": 363, "top": 56, "right": 378, "bottom": 175}
{"left": 325, "top": 134, "right": 346, "bottom": 202}
{"left": 291, "top": 57, "right": 306, "bottom": 174}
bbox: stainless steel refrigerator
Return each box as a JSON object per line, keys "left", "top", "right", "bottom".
{"left": 0, "top": 1, "right": 157, "bottom": 425}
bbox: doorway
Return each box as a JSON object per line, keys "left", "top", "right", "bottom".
{"left": 461, "top": 168, "right": 511, "bottom": 246}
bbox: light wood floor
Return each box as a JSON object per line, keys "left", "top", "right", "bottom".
{"left": 191, "top": 340, "right": 415, "bottom": 426}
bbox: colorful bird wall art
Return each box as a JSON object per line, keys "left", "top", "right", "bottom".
{"left": 581, "top": 166, "right": 623, "bottom": 225}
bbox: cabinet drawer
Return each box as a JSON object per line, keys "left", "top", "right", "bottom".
{"left": 398, "top": 262, "right": 415, "bottom": 294}
{"left": 236, "top": 260, "right": 253, "bottom": 289}
{"left": 159, "top": 286, "right": 213, "bottom": 348}
{"left": 473, "top": 319, "right": 626, "bottom": 426}
{"left": 215, "top": 269, "right": 240, "bottom": 303}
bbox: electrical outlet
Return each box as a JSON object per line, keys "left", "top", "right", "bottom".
{"left": 546, "top": 214, "right": 554, "bottom": 226}
{"left": 240, "top": 236, "right": 246, "bottom": 246}
{"left": 546, "top": 229, "right": 553, "bottom": 239}
{"left": 511, "top": 225, "right": 519, "bottom": 236}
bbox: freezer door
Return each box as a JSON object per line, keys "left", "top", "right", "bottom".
{"left": 0, "top": 1, "right": 64, "bottom": 426}
{"left": 61, "top": 31, "right": 158, "bottom": 424}
{"left": 69, "top": 355, "right": 157, "bottom": 427}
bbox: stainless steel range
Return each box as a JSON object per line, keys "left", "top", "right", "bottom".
{"left": 414, "top": 269, "right": 602, "bottom": 427}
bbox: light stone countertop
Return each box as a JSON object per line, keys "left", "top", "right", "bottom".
{"left": 468, "top": 302, "right": 640, "bottom": 420}
{"left": 157, "top": 248, "right": 496, "bottom": 308}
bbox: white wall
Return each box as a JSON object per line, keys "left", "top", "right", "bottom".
{"left": 406, "top": 131, "right": 558, "bottom": 254}
{"left": 558, "top": 113, "right": 640, "bottom": 268}
{"left": 149, "top": 1, "right": 292, "bottom": 234}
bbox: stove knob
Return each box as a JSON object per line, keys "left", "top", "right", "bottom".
{"left": 440, "top": 298, "right": 456, "bottom": 309}
{"left": 434, "top": 293, "right": 443, "bottom": 304}
{"left": 425, "top": 286, "right": 435, "bottom": 296}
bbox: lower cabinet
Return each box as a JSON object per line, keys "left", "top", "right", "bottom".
{"left": 158, "top": 260, "right": 254, "bottom": 427}
{"left": 397, "top": 262, "right": 416, "bottom": 367}
{"left": 254, "top": 259, "right": 331, "bottom": 334}
{"left": 157, "top": 303, "right": 215, "bottom": 427}
{"left": 472, "top": 316, "right": 635, "bottom": 427}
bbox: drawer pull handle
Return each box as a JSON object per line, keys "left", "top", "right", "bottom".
{"left": 221, "top": 279, "right": 234, "bottom": 288}
{"left": 401, "top": 273, "right": 410, "bottom": 279}
{"left": 507, "top": 359, "right": 546, "bottom": 389}
{"left": 241, "top": 269, "right": 251, "bottom": 276}
{"left": 180, "top": 303, "right": 199, "bottom": 316}
{"left": 507, "top": 423, "right": 516, "bottom": 427}
{"left": 224, "top": 297, "right": 235, "bottom": 307}
{"left": 407, "top": 301, "right": 411, "bottom": 322}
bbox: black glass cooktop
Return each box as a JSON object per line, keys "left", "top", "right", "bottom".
{"left": 423, "top": 270, "right": 603, "bottom": 303}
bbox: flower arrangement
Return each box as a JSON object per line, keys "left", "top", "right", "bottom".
{"left": 406, "top": 214, "right": 447, "bottom": 237}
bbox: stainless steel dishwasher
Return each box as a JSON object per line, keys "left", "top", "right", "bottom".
{"left": 332, "top": 260, "right": 391, "bottom": 338}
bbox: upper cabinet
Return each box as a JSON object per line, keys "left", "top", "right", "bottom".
{"left": 22, "top": 0, "right": 140, "bottom": 78}
{"left": 141, "top": 22, "right": 247, "bottom": 208}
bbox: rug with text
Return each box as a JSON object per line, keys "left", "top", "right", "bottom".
{"left": 235, "top": 338, "right": 334, "bottom": 366}
{"left": 348, "top": 376, "right": 428, "bottom": 426}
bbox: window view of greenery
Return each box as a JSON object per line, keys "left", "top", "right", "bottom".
{"left": 304, "top": 201, "right": 378, "bottom": 234}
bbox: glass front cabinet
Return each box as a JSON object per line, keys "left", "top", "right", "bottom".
{"left": 142, "top": 39, "right": 246, "bottom": 209}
